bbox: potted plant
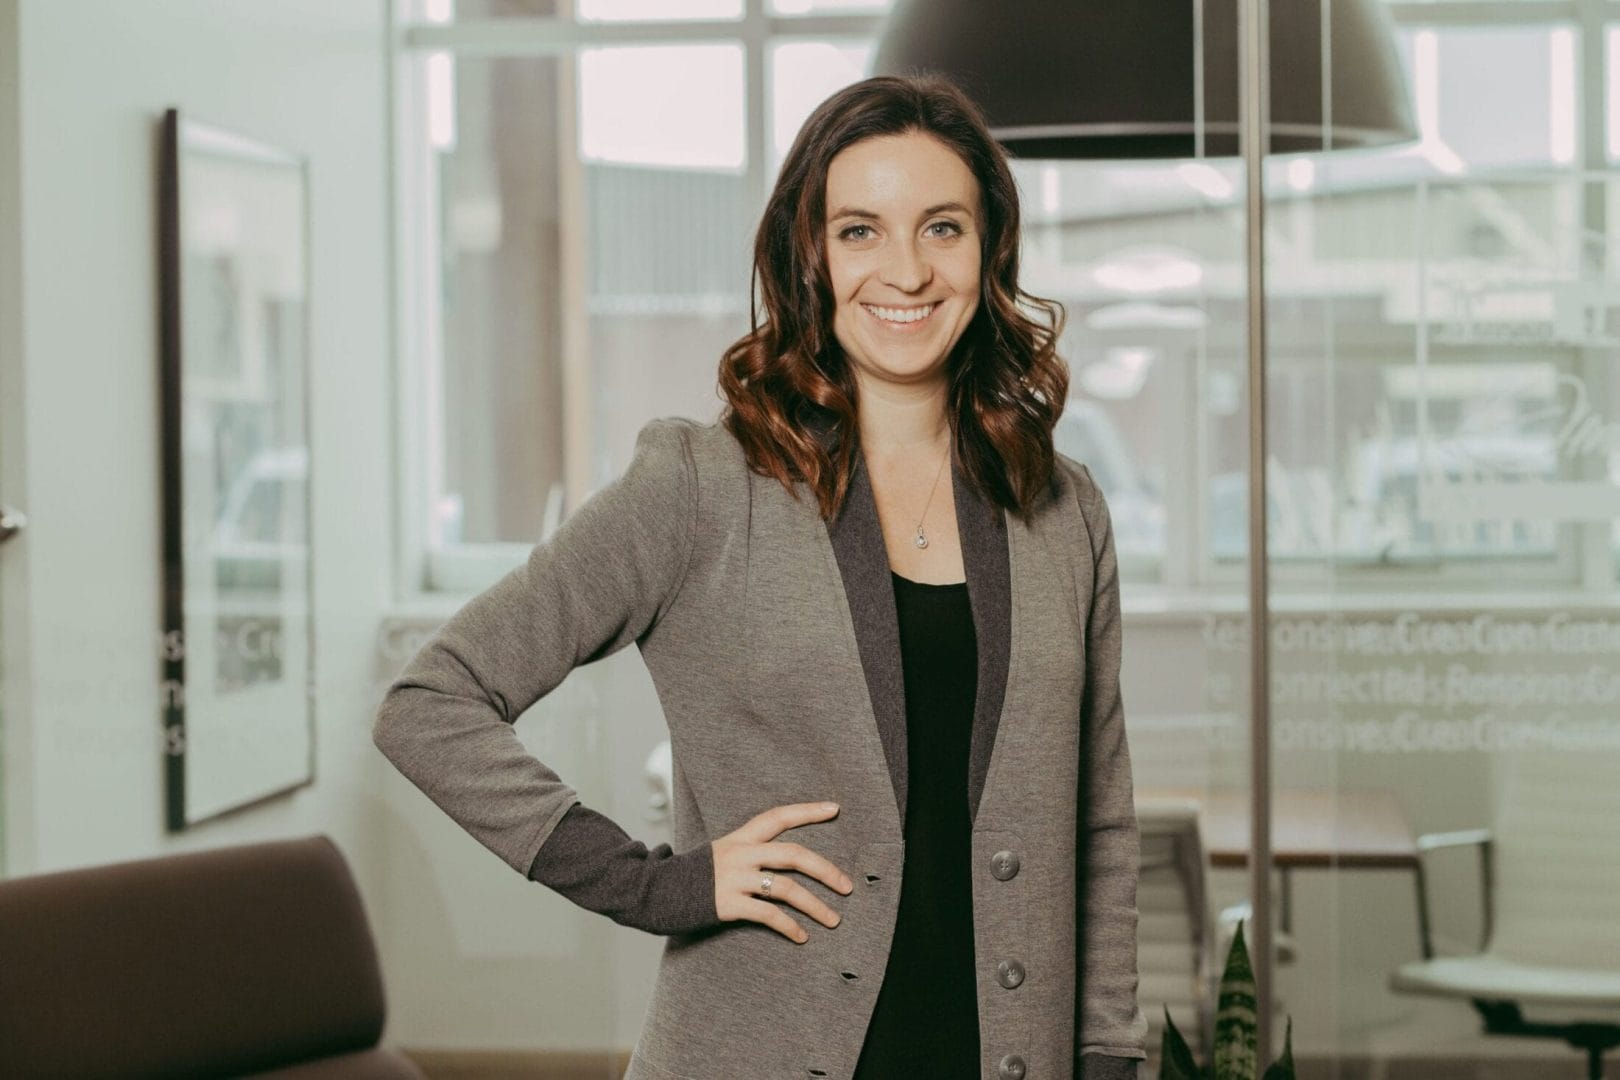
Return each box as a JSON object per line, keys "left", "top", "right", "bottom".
{"left": 1159, "top": 920, "right": 1296, "bottom": 1080}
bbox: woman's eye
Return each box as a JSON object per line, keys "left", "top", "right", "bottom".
{"left": 838, "top": 221, "right": 959, "bottom": 241}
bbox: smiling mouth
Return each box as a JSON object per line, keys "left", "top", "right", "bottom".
{"left": 861, "top": 302, "right": 938, "bottom": 326}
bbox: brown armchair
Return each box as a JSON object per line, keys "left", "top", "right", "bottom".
{"left": 0, "top": 833, "right": 423, "bottom": 1079}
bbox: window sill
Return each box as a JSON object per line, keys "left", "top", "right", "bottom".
{"left": 379, "top": 585, "right": 1618, "bottom": 657}
{"left": 1120, "top": 584, "right": 1620, "bottom": 622}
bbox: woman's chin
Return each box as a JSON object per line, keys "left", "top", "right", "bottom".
{"left": 854, "top": 352, "right": 955, "bottom": 385}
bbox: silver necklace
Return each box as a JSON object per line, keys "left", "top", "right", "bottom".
{"left": 912, "top": 440, "right": 951, "bottom": 549}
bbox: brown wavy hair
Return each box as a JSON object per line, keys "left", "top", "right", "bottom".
{"left": 717, "top": 72, "right": 1069, "bottom": 527}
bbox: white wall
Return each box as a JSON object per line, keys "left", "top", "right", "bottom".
{"left": 0, "top": 0, "right": 369, "bottom": 865}
{"left": 0, "top": 0, "right": 615, "bottom": 1057}
{"left": 0, "top": 0, "right": 391, "bottom": 875}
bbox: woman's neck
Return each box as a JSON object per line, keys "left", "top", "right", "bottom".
{"left": 855, "top": 380, "right": 951, "bottom": 462}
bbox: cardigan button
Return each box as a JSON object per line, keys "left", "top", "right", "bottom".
{"left": 997, "top": 1053, "right": 1027, "bottom": 1079}
{"left": 990, "top": 849, "right": 1020, "bottom": 881}
{"left": 996, "top": 958, "right": 1026, "bottom": 989}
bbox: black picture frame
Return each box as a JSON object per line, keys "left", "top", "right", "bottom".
{"left": 158, "top": 107, "right": 316, "bottom": 831}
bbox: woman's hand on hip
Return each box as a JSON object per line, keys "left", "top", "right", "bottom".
{"left": 710, "top": 802, "right": 854, "bottom": 943}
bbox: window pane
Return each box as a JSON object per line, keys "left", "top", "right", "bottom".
{"left": 576, "top": 0, "right": 742, "bottom": 20}
{"left": 769, "top": 0, "right": 890, "bottom": 15}
{"left": 584, "top": 165, "right": 752, "bottom": 314}
{"left": 1206, "top": 177, "right": 1601, "bottom": 569}
{"left": 768, "top": 40, "right": 874, "bottom": 176}
{"left": 1052, "top": 333, "right": 1175, "bottom": 582}
{"left": 1209, "top": 348, "right": 1570, "bottom": 566}
{"left": 450, "top": 0, "right": 742, "bottom": 17}
{"left": 1610, "top": 25, "right": 1620, "bottom": 161}
{"left": 585, "top": 164, "right": 752, "bottom": 474}
{"left": 579, "top": 44, "right": 745, "bottom": 170}
{"left": 426, "top": 55, "right": 570, "bottom": 546}
{"left": 1013, "top": 159, "right": 1182, "bottom": 583}
{"left": 448, "top": 0, "right": 560, "bottom": 16}
{"left": 1394, "top": 25, "right": 1580, "bottom": 170}
{"left": 577, "top": 60, "right": 751, "bottom": 487}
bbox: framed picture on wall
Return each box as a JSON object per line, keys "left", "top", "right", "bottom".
{"left": 158, "top": 107, "right": 315, "bottom": 831}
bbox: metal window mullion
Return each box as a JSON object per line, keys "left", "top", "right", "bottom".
{"left": 1574, "top": 0, "right": 1614, "bottom": 590}
{"left": 401, "top": 13, "right": 884, "bottom": 53}
{"left": 743, "top": 0, "right": 770, "bottom": 224}
{"left": 386, "top": 0, "right": 417, "bottom": 603}
{"left": 1386, "top": 1, "right": 1580, "bottom": 24}
{"left": 390, "top": 17, "right": 448, "bottom": 596}
{"left": 1188, "top": 0, "right": 1210, "bottom": 595}
{"left": 558, "top": 50, "right": 594, "bottom": 513}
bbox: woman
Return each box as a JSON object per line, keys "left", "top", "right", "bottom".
{"left": 374, "top": 73, "right": 1148, "bottom": 1080}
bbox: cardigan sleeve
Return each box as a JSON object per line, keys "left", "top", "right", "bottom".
{"left": 1080, "top": 1054, "right": 1140, "bottom": 1080}
{"left": 372, "top": 417, "right": 719, "bottom": 935}
{"left": 1072, "top": 461, "right": 1152, "bottom": 1069}
{"left": 527, "top": 803, "right": 721, "bottom": 935}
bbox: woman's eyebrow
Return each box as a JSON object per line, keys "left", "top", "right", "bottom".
{"left": 827, "top": 200, "right": 973, "bottom": 222}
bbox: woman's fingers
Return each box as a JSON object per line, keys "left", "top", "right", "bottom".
{"left": 737, "top": 800, "right": 839, "bottom": 843}
{"left": 738, "top": 898, "right": 809, "bottom": 943}
{"left": 749, "top": 868, "right": 842, "bottom": 929}
{"left": 762, "top": 840, "right": 854, "bottom": 897}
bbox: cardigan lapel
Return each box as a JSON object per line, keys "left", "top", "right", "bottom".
{"left": 954, "top": 449, "right": 1013, "bottom": 826}
{"left": 822, "top": 433, "right": 1012, "bottom": 828}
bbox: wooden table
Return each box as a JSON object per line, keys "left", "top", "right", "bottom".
{"left": 1137, "top": 787, "right": 1419, "bottom": 933}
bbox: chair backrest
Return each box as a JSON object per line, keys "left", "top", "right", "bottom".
{"left": 1135, "top": 797, "right": 1214, "bottom": 1061}
{"left": 1487, "top": 748, "right": 1620, "bottom": 970}
{"left": 0, "top": 833, "right": 387, "bottom": 1078}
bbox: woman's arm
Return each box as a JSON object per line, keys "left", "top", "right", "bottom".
{"left": 1072, "top": 462, "right": 1151, "bottom": 1078}
{"left": 372, "top": 417, "right": 720, "bottom": 936}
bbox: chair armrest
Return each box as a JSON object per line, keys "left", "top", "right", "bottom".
{"left": 1411, "top": 829, "right": 1494, "bottom": 960}
{"left": 1417, "top": 829, "right": 1492, "bottom": 854}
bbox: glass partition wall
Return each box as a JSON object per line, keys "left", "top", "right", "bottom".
{"left": 1260, "top": 1, "right": 1620, "bottom": 1077}
{"left": 389, "top": 1, "right": 1619, "bottom": 1075}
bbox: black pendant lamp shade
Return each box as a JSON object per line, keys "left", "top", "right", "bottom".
{"left": 872, "top": 0, "right": 1419, "bottom": 159}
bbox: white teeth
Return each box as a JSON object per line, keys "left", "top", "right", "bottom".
{"left": 863, "top": 303, "right": 935, "bottom": 324}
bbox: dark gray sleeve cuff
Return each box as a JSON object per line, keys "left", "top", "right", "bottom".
{"left": 526, "top": 803, "right": 721, "bottom": 936}
{"left": 1078, "top": 1054, "right": 1139, "bottom": 1080}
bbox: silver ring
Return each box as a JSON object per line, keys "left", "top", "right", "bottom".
{"left": 760, "top": 871, "right": 774, "bottom": 897}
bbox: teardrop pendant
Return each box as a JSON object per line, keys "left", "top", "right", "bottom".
{"left": 914, "top": 525, "right": 928, "bottom": 549}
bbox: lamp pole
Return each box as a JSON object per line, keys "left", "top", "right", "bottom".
{"left": 1239, "top": 0, "right": 1275, "bottom": 1063}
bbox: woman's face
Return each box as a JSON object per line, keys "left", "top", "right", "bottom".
{"left": 822, "top": 130, "right": 983, "bottom": 390}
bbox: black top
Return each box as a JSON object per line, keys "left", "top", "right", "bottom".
{"left": 852, "top": 570, "right": 981, "bottom": 1078}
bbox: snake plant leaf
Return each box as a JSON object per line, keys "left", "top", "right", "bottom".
{"left": 1158, "top": 1004, "right": 1205, "bottom": 1080}
{"left": 1260, "top": 1016, "right": 1296, "bottom": 1080}
{"left": 1213, "top": 920, "right": 1258, "bottom": 1080}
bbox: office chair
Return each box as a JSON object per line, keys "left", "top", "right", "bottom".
{"left": 1389, "top": 749, "right": 1620, "bottom": 1080}
{"left": 1135, "top": 796, "right": 1217, "bottom": 1064}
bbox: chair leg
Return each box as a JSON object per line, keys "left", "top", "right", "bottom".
{"left": 1470, "top": 1000, "right": 1620, "bottom": 1080}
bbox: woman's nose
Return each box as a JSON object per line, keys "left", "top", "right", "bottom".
{"left": 879, "top": 240, "right": 932, "bottom": 292}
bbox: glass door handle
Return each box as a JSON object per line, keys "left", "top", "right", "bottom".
{"left": 0, "top": 503, "right": 26, "bottom": 545}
